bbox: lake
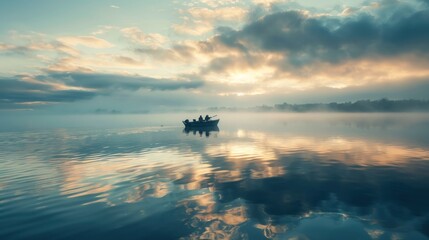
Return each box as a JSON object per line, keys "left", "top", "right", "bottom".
{"left": 0, "top": 113, "right": 429, "bottom": 240}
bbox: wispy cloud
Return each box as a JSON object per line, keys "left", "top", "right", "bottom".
{"left": 57, "top": 36, "right": 114, "bottom": 49}
{"left": 121, "top": 27, "right": 167, "bottom": 48}
{"left": 173, "top": 1, "right": 248, "bottom": 36}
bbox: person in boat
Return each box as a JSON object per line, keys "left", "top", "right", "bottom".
{"left": 184, "top": 119, "right": 189, "bottom": 124}
{"left": 204, "top": 115, "right": 211, "bottom": 121}
{"left": 198, "top": 115, "right": 203, "bottom": 122}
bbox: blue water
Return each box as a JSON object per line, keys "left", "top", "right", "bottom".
{"left": 0, "top": 113, "right": 429, "bottom": 240}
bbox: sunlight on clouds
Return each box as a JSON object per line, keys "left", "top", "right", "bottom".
{"left": 206, "top": 65, "right": 275, "bottom": 84}
{"left": 186, "top": 6, "right": 248, "bottom": 22}
{"left": 92, "top": 25, "right": 116, "bottom": 35}
{"left": 20, "top": 75, "right": 94, "bottom": 92}
{"left": 172, "top": 20, "right": 214, "bottom": 36}
{"left": 253, "top": 0, "right": 289, "bottom": 7}
{"left": 121, "top": 27, "right": 167, "bottom": 48}
{"left": 16, "top": 101, "right": 57, "bottom": 105}
{"left": 197, "top": 0, "right": 241, "bottom": 8}
{"left": 0, "top": 43, "right": 14, "bottom": 50}
{"left": 173, "top": 1, "right": 247, "bottom": 36}
{"left": 308, "top": 57, "right": 429, "bottom": 88}
{"left": 45, "top": 53, "right": 149, "bottom": 75}
{"left": 0, "top": 0, "right": 429, "bottom": 109}
{"left": 45, "top": 57, "right": 94, "bottom": 73}
{"left": 218, "top": 90, "right": 266, "bottom": 97}
{"left": 233, "top": 129, "right": 429, "bottom": 166}
{"left": 57, "top": 36, "right": 114, "bottom": 49}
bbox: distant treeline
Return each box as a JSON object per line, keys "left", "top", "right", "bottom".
{"left": 209, "top": 99, "right": 429, "bottom": 112}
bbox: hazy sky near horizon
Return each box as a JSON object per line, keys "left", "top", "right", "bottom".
{"left": 1, "top": 0, "right": 429, "bottom": 112}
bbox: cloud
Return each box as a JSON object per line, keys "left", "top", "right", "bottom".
{"left": 121, "top": 27, "right": 167, "bottom": 48}
{"left": 114, "top": 56, "right": 141, "bottom": 65}
{"left": 110, "top": 5, "right": 120, "bottom": 9}
{"left": 92, "top": 25, "right": 116, "bottom": 35}
{"left": 0, "top": 76, "right": 96, "bottom": 109}
{"left": 216, "top": 6, "right": 429, "bottom": 63}
{"left": 186, "top": 6, "right": 248, "bottom": 22}
{"left": 172, "top": 3, "right": 248, "bottom": 36}
{"left": 172, "top": 20, "right": 214, "bottom": 36}
{"left": 252, "top": 0, "right": 288, "bottom": 7}
{"left": 0, "top": 43, "right": 13, "bottom": 51}
{"left": 41, "top": 72, "right": 204, "bottom": 91}
{"left": 57, "top": 36, "right": 114, "bottom": 49}
{"left": 2, "top": 0, "right": 429, "bottom": 111}
{"left": 0, "top": 73, "right": 204, "bottom": 109}
{"left": 196, "top": 0, "right": 240, "bottom": 8}
{"left": 180, "top": 1, "right": 429, "bottom": 93}
{"left": 0, "top": 35, "right": 80, "bottom": 57}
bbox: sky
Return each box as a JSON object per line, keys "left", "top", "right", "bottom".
{"left": 0, "top": 0, "right": 429, "bottom": 113}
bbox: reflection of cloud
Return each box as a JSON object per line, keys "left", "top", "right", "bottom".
{"left": 125, "top": 182, "right": 169, "bottom": 203}
{"left": 3, "top": 123, "right": 429, "bottom": 239}
{"left": 206, "top": 142, "right": 277, "bottom": 162}
{"left": 174, "top": 126, "right": 429, "bottom": 238}
{"left": 254, "top": 223, "right": 288, "bottom": 238}
{"left": 196, "top": 206, "right": 247, "bottom": 225}
{"left": 205, "top": 140, "right": 284, "bottom": 182}
{"left": 181, "top": 193, "right": 248, "bottom": 239}
{"left": 228, "top": 130, "right": 429, "bottom": 166}
{"left": 59, "top": 148, "right": 202, "bottom": 204}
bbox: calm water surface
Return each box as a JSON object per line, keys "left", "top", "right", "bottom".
{"left": 1, "top": 113, "right": 429, "bottom": 240}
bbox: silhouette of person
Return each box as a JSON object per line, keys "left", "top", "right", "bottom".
{"left": 198, "top": 115, "right": 203, "bottom": 122}
{"left": 205, "top": 115, "right": 210, "bottom": 121}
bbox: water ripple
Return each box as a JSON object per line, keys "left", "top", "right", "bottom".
{"left": 1, "top": 114, "right": 429, "bottom": 239}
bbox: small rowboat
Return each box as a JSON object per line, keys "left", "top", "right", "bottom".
{"left": 183, "top": 119, "right": 219, "bottom": 128}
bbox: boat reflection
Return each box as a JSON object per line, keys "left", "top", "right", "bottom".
{"left": 183, "top": 126, "right": 219, "bottom": 137}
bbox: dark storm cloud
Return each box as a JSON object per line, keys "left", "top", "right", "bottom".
{"left": 213, "top": 4, "right": 429, "bottom": 67}
{"left": 0, "top": 73, "right": 203, "bottom": 109}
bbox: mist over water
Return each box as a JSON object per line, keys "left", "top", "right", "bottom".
{"left": 1, "top": 113, "right": 429, "bottom": 240}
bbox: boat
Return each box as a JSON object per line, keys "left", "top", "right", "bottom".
{"left": 183, "top": 119, "right": 219, "bottom": 128}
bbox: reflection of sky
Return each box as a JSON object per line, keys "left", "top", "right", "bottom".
{"left": 0, "top": 114, "right": 429, "bottom": 239}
